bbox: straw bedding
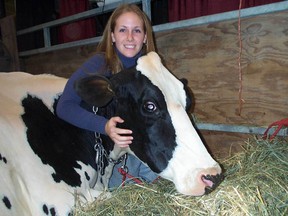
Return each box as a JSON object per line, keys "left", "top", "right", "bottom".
{"left": 73, "top": 136, "right": 288, "bottom": 216}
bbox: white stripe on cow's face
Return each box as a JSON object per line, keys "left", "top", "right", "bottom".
{"left": 136, "top": 52, "right": 187, "bottom": 110}
{"left": 136, "top": 52, "right": 221, "bottom": 196}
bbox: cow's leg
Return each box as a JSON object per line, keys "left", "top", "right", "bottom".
{"left": 102, "top": 163, "right": 115, "bottom": 190}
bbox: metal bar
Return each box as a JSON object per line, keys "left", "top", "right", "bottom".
{"left": 153, "top": 1, "right": 288, "bottom": 32}
{"left": 196, "top": 123, "right": 288, "bottom": 137}
{"left": 43, "top": 27, "right": 51, "bottom": 48}
{"left": 17, "top": 0, "right": 142, "bottom": 36}
{"left": 19, "top": 36, "right": 103, "bottom": 56}
{"left": 142, "top": 0, "right": 151, "bottom": 20}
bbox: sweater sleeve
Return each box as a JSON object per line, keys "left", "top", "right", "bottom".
{"left": 56, "top": 54, "right": 109, "bottom": 134}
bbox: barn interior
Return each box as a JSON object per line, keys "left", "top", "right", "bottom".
{"left": 0, "top": 0, "right": 287, "bottom": 214}
{"left": 1, "top": 0, "right": 287, "bottom": 158}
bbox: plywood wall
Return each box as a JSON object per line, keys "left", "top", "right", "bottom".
{"left": 156, "top": 11, "right": 288, "bottom": 127}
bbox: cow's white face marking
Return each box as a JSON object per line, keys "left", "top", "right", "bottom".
{"left": 137, "top": 52, "right": 221, "bottom": 196}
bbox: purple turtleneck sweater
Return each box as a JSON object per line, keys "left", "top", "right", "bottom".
{"left": 56, "top": 49, "right": 142, "bottom": 134}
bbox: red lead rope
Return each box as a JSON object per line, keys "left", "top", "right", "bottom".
{"left": 263, "top": 118, "right": 288, "bottom": 140}
{"left": 118, "top": 167, "right": 161, "bottom": 187}
{"left": 118, "top": 167, "right": 143, "bottom": 187}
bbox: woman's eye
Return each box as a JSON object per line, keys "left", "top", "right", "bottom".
{"left": 143, "top": 101, "right": 157, "bottom": 113}
{"left": 134, "top": 29, "right": 141, "bottom": 33}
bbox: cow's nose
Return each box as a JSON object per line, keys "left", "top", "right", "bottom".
{"left": 201, "top": 173, "right": 224, "bottom": 194}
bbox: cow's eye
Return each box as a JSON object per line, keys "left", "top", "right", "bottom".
{"left": 143, "top": 101, "right": 157, "bottom": 113}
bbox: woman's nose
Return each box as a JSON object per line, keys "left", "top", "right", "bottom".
{"left": 127, "top": 31, "right": 133, "bottom": 41}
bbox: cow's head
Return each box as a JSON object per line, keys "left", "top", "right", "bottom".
{"left": 75, "top": 52, "right": 223, "bottom": 196}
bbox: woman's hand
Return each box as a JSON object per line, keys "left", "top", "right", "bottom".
{"left": 105, "top": 116, "right": 133, "bottom": 147}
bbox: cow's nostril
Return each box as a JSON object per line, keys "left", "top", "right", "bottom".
{"left": 203, "top": 173, "right": 224, "bottom": 195}
{"left": 201, "top": 175, "right": 214, "bottom": 188}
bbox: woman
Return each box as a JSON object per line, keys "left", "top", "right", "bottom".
{"left": 56, "top": 4, "right": 159, "bottom": 188}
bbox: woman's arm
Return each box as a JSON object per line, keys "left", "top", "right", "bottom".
{"left": 56, "top": 54, "right": 108, "bottom": 134}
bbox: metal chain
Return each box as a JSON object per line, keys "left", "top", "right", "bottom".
{"left": 120, "top": 153, "right": 128, "bottom": 173}
{"left": 92, "top": 106, "right": 127, "bottom": 176}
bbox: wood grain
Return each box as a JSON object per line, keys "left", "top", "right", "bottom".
{"left": 156, "top": 11, "right": 288, "bottom": 126}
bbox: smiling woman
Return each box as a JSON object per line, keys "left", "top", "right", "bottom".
{"left": 96, "top": 3, "right": 156, "bottom": 73}
{"left": 111, "top": 11, "right": 147, "bottom": 58}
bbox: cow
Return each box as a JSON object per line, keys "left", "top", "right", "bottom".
{"left": 0, "top": 52, "right": 223, "bottom": 216}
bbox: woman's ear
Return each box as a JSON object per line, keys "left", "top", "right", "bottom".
{"left": 143, "top": 34, "right": 147, "bottom": 44}
{"left": 111, "top": 32, "right": 116, "bottom": 43}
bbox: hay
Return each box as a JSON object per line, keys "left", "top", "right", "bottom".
{"left": 73, "top": 137, "right": 288, "bottom": 216}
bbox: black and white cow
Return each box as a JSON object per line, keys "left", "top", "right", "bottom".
{"left": 0, "top": 52, "right": 223, "bottom": 216}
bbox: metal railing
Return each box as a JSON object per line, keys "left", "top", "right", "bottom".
{"left": 17, "top": 0, "right": 150, "bottom": 56}
{"left": 17, "top": 1, "right": 288, "bottom": 58}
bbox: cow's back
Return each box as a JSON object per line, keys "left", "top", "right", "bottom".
{"left": 0, "top": 72, "right": 67, "bottom": 111}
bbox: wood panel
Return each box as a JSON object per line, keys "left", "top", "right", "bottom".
{"left": 0, "top": 15, "right": 20, "bottom": 70}
{"left": 23, "top": 46, "right": 97, "bottom": 78}
{"left": 156, "top": 11, "right": 288, "bottom": 127}
{"left": 201, "top": 131, "right": 249, "bottom": 159}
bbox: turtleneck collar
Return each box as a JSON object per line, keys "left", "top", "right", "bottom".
{"left": 115, "top": 47, "right": 143, "bottom": 69}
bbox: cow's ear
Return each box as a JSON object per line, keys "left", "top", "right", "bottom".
{"left": 74, "top": 75, "right": 115, "bottom": 107}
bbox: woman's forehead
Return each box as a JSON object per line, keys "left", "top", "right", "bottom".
{"left": 115, "top": 12, "right": 144, "bottom": 28}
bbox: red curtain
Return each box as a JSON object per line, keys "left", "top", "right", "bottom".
{"left": 58, "top": 0, "right": 96, "bottom": 43}
{"left": 168, "top": 0, "right": 283, "bottom": 22}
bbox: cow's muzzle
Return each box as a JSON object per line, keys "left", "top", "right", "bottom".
{"left": 203, "top": 173, "right": 224, "bottom": 195}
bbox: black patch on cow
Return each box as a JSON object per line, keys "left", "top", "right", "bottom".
{"left": 42, "top": 203, "right": 59, "bottom": 216}
{"left": 43, "top": 204, "right": 49, "bottom": 215}
{"left": 85, "top": 171, "right": 90, "bottom": 181}
{"left": 21, "top": 95, "right": 97, "bottom": 187}
{"left": 0, "top": 153, "right": 8, "bottom": 164}
{"left": 180, "top": 78, "right": 194, "bottom": 112}
{"left": 2, "top": 196, "right": 11, "bottom": 209}
{"left": 50, "top": 207, "right": 56, "bottom": 216}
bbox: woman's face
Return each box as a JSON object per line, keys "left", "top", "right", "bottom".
{"left": 111, "top": 12, "right": 147, "bottom": 58}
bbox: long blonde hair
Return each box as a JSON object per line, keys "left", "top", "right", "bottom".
{"left": 96, "top": 4, "right": 156, "bottom": 74}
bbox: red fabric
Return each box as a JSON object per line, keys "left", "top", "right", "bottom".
{"left": 58, "top": 0, "right": 96, "bottom": 43}
{"left": 118, "top": 167, "right": 143, "bottom": 187}
{"left": 168, "top": 0, "right": 283, "bottom": 22}
{"left": 263, "top": 118, "right": 288, "bottom": 140}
